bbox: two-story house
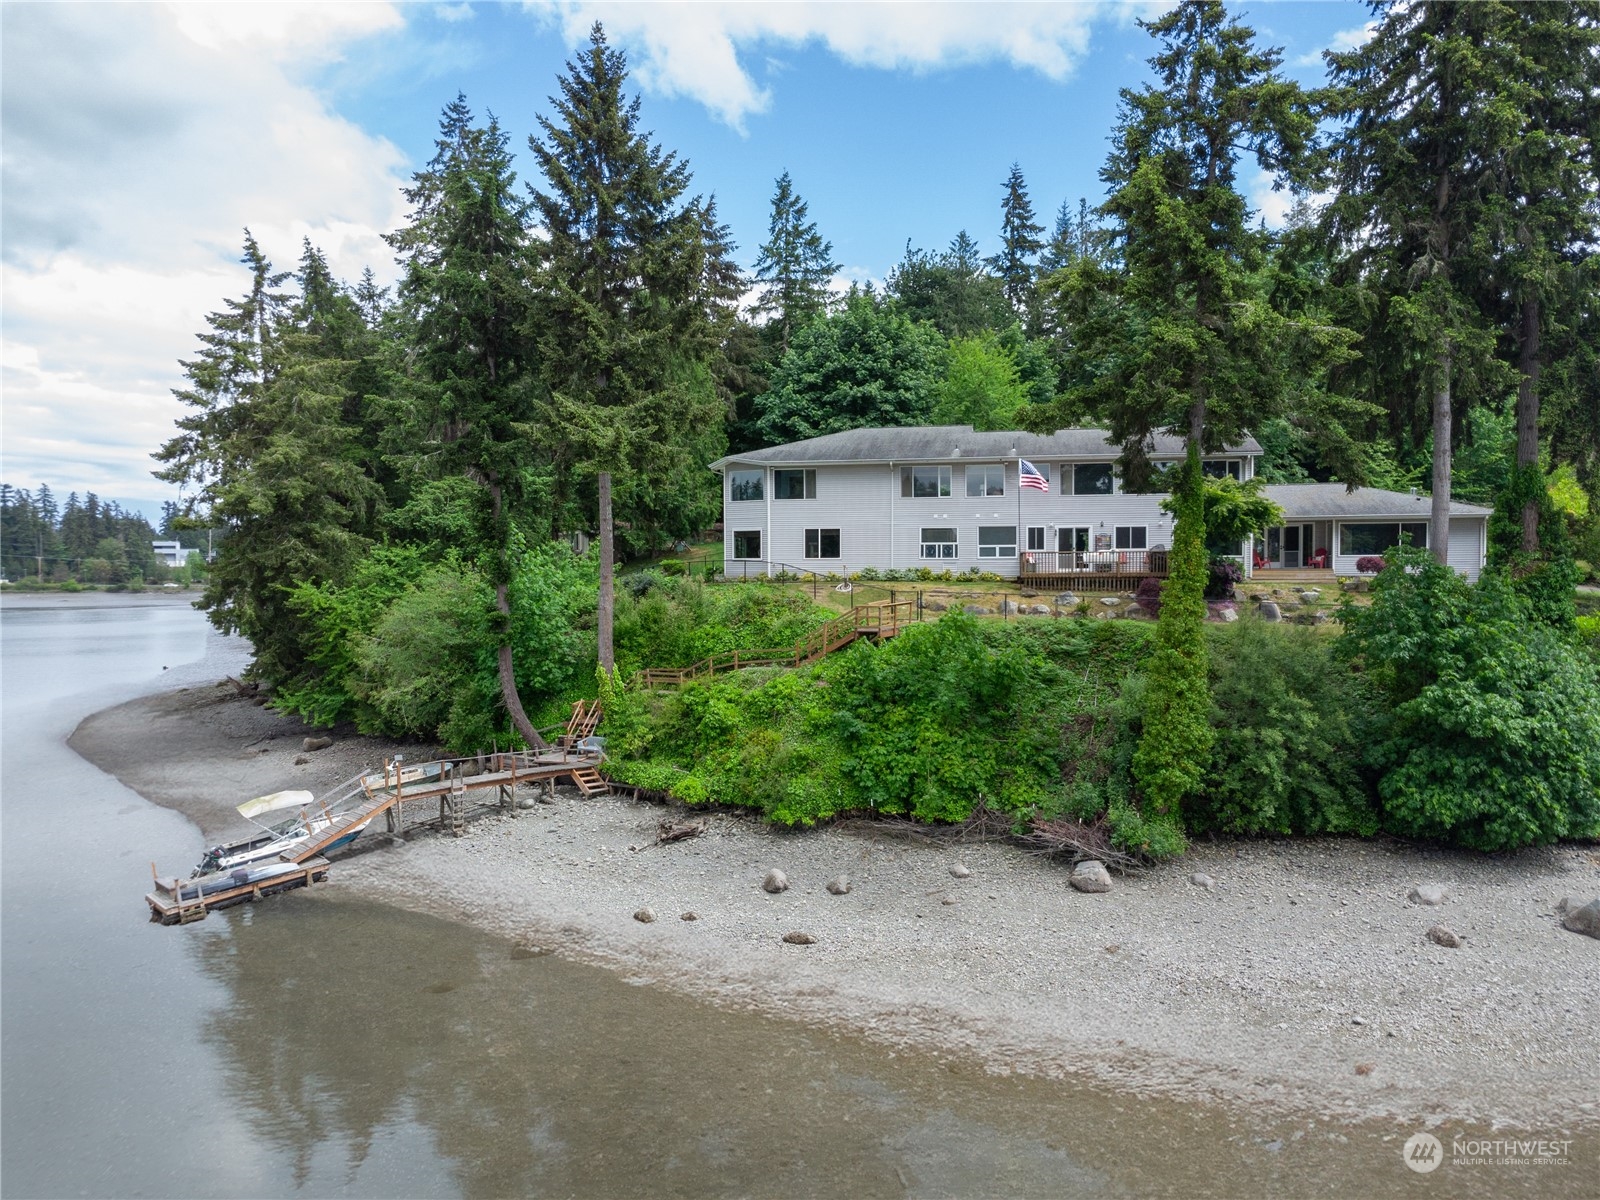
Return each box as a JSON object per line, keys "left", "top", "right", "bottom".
{"left": 710, "top": 426, "right": 1490, "bottom": 584}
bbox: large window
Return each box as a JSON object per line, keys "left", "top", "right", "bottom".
{"left": 732, "top": 530, "right": 762, "bottom": 560}
{"left": 978, "top": 526, "right": 1017, "bottom": 558}
{"left": 901, "top": 465, "right": 952, "bottom": 498}
{"left": 1114, "top": 526, "right": 1148, "bottom": 550}
{"left": 920, "top": 527, "right": 957, "bottom": 559}
{"left": 729, "top": 470, "right": 764, "bottom": 502}
{"left": 1339, "top": 522, "right": 1428, "bottom": 555}
{"left": 966, "top": 464, "right": 1005, "bottom": 497}
{"left": 1071, "top": 463, "right": 1115, "bottom": 495}
{"left": 773, "top": 468, "right": 816, "bottom": 499}
{"left": 1202, "top": 459, "right": 1242, "bottom": 480}
{"left": 804, "top": 528, "right": 840, "bottom": 559}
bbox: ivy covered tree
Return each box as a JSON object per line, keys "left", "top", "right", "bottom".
{"left": 751, "top": 171, "right": 839, "bottom": 354}
{"left": 1030, "top": 0, "right": 1363, "bottom": 828}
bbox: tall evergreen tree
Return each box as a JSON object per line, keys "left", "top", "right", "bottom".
{"left": 751, "top": 171, "right": 838, "bottom": 354}
{"left": 886, "top": 236, "right": 1011, "bottom": 338}
{"left": 1032, "top": 0, "right": 1362, "bottom": 821}
{"left": 1327, "top": 1, "right": 1511, "bottom": 563}
{"left": 385, "top": 95, "right": 548, "bottom": 746}
{"left": 1475, "top": 2, "right": 1599, "bottom": 619}
{"left": 526, "top": 23, "right": 738, "bottom": 667}
{"left": 155, "top": 233, "right": 384, "bottom": 688}
{"left": 988, "top": 163, "right": 1045, "bottom": 322}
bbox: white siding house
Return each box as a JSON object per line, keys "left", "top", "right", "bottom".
{"left": 711, "top": 427, "right": 1491, "bottom": 583}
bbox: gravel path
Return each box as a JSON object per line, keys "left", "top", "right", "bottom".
{"left": 76, "top": 683, "right": 1600, "bottom": 1133}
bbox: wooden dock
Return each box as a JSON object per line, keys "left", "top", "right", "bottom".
{"left": 146, "top": 703, "right": 609, "bottom": 924}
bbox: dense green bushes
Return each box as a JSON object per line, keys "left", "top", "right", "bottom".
{"left": 606, "top": 613, "right": 1154, "bottom": 827}
{"left": 1338, "top": 547, "right": 1600, "bottom": 850}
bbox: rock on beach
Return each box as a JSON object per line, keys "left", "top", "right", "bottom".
{"left": 762, "top": 869, "right": 789, "bottom": 894}
{"left": 1070, "top": 861, "right": 1113, "bottom": 894}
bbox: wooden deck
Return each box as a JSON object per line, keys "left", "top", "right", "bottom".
{"left": 1018, "top": 549, "right": 1169, "bottom": 591}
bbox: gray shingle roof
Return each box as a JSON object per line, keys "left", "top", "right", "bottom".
{"left": 710, "top": 425, "right": 1262, "bottom": 469}
{"left": 1263, "top": 484, "right": 1491, "bottom": 519}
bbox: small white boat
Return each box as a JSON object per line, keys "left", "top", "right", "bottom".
{"left": 192, "top": 789, "right": 372, "bottom": 877}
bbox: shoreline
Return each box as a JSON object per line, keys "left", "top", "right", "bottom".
{"left": 73, "top": 680, "right": 1600, "bottom": 1134}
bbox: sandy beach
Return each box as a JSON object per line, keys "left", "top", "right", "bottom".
{"left": 73, "top": 680, "right": 1600, "bottom": 1135}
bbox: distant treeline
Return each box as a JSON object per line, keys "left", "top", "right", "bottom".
{"left": 0, "top": 486, "right": 215, "bottom": 584}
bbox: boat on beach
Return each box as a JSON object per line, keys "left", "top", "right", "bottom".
{"left": 192, "top": 789, "right": 373, "bottom": 877}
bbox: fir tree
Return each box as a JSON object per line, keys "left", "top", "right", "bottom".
{"left": 987, "top": 163, "right": 1044, "bottom": 321}
{"left": 1034, "top": 0, "right": 1363, "bottom": 821}
{"left": 526, "top": 22, "right": 738, "bottom": 667}
{"left": 1327, "top": 1, "right": 1512, "bottom": 563}
{"left": 752, "top": 171, "right": 838, "bottom": 354}
{"left": 386, "top": 94, "right": 546, "bottom": 745}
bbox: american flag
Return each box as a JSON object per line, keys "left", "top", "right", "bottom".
{"left": 1019, "top": 459, "right": 1049, "bottom": 493}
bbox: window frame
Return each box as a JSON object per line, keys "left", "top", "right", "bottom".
{"left": 901, "top": 465, "right": 953, "bottom": 498}
{"left": 1026, "top": 526, "right": 1046, "bottom": 552}
{"left": 919, "top": 527, "right": 958, "bottom": 559}
{"left": 1338, "top": 521, "right": 1429, "bottom": 556}
{"left": 965, "top": 463, "right": 1005, "bottom": 498}
{"left": 1113, "top": 525, "right": 1148, "bottom": 551}
{"left": 773, "top": 468, "right": 817, "bottom": 500}
{"left": 803, "top": 527, "right": 840, "bottom": 559}
{"left": 1070, "top": 462, "right": 1116, "bottom": 496}
{"left": 977, "top": 525, "right": 1017, "bottom": 558}
{"left": 728, "top": 470, "right": 764, "bottom": 503}
{"left": 1202, "top": 459, "right": 1242, "bottom": 480}
{"left": 732, "top": 530, "right": 763, "bottom": 560}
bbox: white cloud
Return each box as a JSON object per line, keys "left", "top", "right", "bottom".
{"left": 524, "top": 1, "right": 1113, "bottom": 128}
{"left": 435, "top": 2, "right": 476, "bottom": 22}
{"left": 1295, "top": 23, "right": 1375, "bottom": 67}
{"left": 1, "top": 4, "right": 410, "bottom": 502}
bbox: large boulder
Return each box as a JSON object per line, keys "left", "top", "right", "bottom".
{"left": 1054, "top": 592, "right": 1078, "bottom": 607}
{"left": 1257, "top": 600, "right": 1281, "bottom": 622}
{"left": 1557, "top": 897, "right": 1600, "bottom": 939}
{"left": 1070, "top": 860, "right": 1113, "bottom": 894}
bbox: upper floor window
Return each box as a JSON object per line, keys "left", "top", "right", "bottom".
{"left": 773, "top": 468, "right": 816, "bottom": 499}
{"left": 1202, "top": 459, "right": 1242, "bottom": 480}
{"left": 1071, "top": 463, "right": 1115, "bottom": 496}
{"left": 966, "top": 464, "right": 1005, "bottom": 497}
{"left": 901, "top": 465, "right": 952, "bottom": 498}
{"left": 729, "top": 470, "right": 764, "bottom": 502}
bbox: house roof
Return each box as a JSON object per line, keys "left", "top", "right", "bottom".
{"left": 1263, "top": 484, "right": 1491, "bottom": 520}
{"left": 710, "top": 425, "right": 1262, "bottom": 470}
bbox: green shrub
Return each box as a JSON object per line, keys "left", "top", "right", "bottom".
{"left": 1192, "top": 621, "right": 1378, "bottom": 836}
{"left": 659, "top": 558, "right": 686, "bottom": 576}
{"left": 1338, "top": 547, "right": 1600, "bottom": 850}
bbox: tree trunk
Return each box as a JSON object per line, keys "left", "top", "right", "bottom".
{"left": 1515, "top": 294, "right": 1542, "bottom": 554}
{"left": 1430, "top": 343, "right": 1452, "bottom": 566}
{"left": 489, "top": 477, "right": 548, "bottom": 751}
{"left": 598, "top": 470, "right": 615, "bottom": 674}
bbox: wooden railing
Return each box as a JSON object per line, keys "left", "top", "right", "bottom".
{"left": 1018, "top": 549, "right": 1169, "bottom": 579}
{"left": 636, "top": 601, "right": 916, "bottom": 688}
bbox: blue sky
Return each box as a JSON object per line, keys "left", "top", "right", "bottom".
{"left": 1, "top": 2, "right": 1373, "bottom": 521}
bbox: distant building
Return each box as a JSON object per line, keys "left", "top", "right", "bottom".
{"left": 151, "top": 540, "right": 191, "bottom": 569}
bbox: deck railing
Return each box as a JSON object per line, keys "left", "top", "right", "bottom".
{"left": 1018, "top": 549, "right": 1169, "bottom": 579}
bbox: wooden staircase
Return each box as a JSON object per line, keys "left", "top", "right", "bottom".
{"left": 567, "top": 766, "right": 610, "bottom": 797}
{"left": 636, "top": 601, "right": 916, "bottom": 689}
{"left": 561, "top": 698, "right": 602, "bottom": 746}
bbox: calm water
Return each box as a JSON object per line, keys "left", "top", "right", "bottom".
{"left": 1, "top": 598, "right": 1588, "bottom": 1198}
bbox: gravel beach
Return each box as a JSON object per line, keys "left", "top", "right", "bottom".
{"left": 74, "top": 681, "right": 1600, "bottom": 1135}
